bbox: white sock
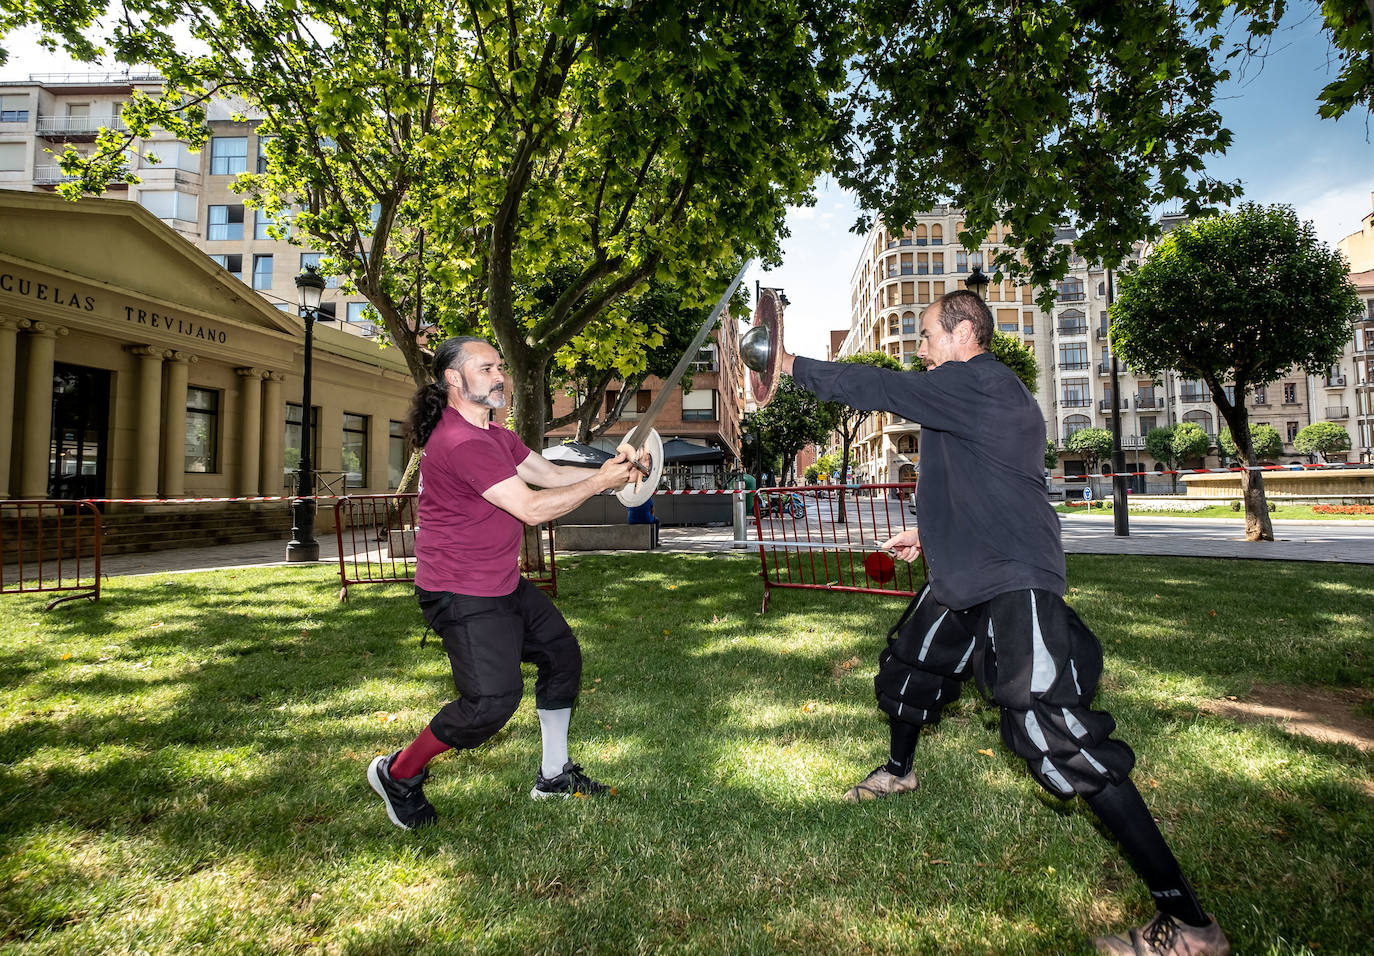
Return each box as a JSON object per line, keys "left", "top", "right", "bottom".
{"left": 537, "top": 707, "right": 571, "bottom": 778}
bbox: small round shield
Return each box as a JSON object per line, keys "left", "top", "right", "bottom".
{"left": 615, "top": 428, "right": 664, "bottom": 508}
{"left": 748, "top": 288, "right": 785, "bottom": 406}
{"left": 863, "top": 551, "right": 896, "bottom": 584}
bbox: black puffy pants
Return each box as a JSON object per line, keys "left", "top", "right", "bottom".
{"left": 875, "top": 583, "right": 1135, "bottom": 799}
{"left": 416, "top": 578, "right": 582, "bottom": 751}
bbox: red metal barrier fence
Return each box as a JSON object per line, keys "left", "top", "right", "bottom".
{"left": 751, "top": 483, "right": 924, "bottom": 612}
{"left": 333, "top": 494, "right": 556, "bottom": 601}
{"left": 0, "top": 500, "right": 102, "bottom": 609}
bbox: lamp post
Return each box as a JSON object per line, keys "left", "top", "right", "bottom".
{"left": 1106, "top": 267, "right": 1129, "bottom": 535}
{"left": 286, "top": 265, "right": 328, "bottom": 561}
{"left": 964, "top": 265, "right": 991, "bottom": 301}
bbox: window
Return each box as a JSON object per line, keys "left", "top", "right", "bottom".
{"left": 252, "top": 254, "right": 273, "bottom": 290}
{"left": 1139, "top": 415, "right": 1157, "bottom": 434}
{"left": 210, "top": 136, "right": 248, "bottom": 175}
{"left": 682, "top": 388, "right": 716, "bottom": 422}
{"left": 1223, "top": 385, "right": 1235, "bottom": 405}
{"left": 1253, "top": 387, "right": 1266, "bottom": 405}
{"left": 1183, "top": 410, "right": 1212, "bottom": 434}
{"left": 0, "top": 95, "right": 29, "bottom": 122}
{"left": 956, "top": 251, "right": 968, "bottom": 273}
{"left": 0, "top": 142, "right": 26, "bottom": 171}
{"left": 1057, "top": 308, "right": 1086, "bottom": 334}
{"left": 970, "top": 251, "right": 984, "bottom": 270}
{"left": 1058, "top": 343, "right": 1088, "bottom": 369}
{"left": 690, "top": 345, "right": 717, "bottom": 371}
{"left": 1061, "top": 378, "right": 1090, "bottom": 407}
{"left": 284, "top": 404, "right": 320, "bottom": 485}
{"left": 389, "top": 420, "right": 408, "bottom": 489}
{"left": 1283, "top": 382, "right": 1297, "bottom": 404}
{"left": 901, "top": 312, "right": 916, "bottom": 334}
{"left": 209, "top": 254, "right": 243, "bottom": 279}
{"left": 1180, "top": 379, "right": 1208, "bottom": 403}
{"left": 256, "top": 135, "right": 273, "bottom": 173}
{"left": 254, "top": 209, "right": 279, "bottom": 240}
{"left": 185, "top": 387, "right": 219, "bottom": 473}
{"left": 138, "top": 189, "right": 198, "bottom": 222}
{"left": 342, "top": 413, "right": 368, "bottom": 487}
{"left": 1287, "top": 421, "right": 1300, "bottom": 442}
{"left": 346, "top": 301, "right": 376, "bottom": 326}
{"left": 1056, "top": 278, "right": 1085, "bottom": 301}
{"left": 207, "top": 204, "right": 245, "bottom": 240}
{"left": 299, "top": 252, "right": 341, "bottom": 288}
{"left": 142, "top": 139, "right": 199, "bottom": 172}
{"left": 1064, "top": 414, "right": 1091, "bottom": 440}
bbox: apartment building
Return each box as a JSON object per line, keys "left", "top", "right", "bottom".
{"left": 839, "top": 208, "right": 1338, "bottom": 484}
{"left": 0, "top": 73, "right": 377, "bottom": 332}
{"left": 1337, "top": 193, "right": 1374, "bottom": 463}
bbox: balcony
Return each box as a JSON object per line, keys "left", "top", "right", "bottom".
{"left": 1057, "top": 324, "right": 1088, "bottom": 336}
{"left": 36, "top": 115, "right": 126, "bottom": 139}
{"left": 1096, "top": 362, "right": 1113, "bottom": 376}
{"left": 1060, "top": 397, "right": 1092, "bottom": 408}
{"left": 1135, "top": 395, "right": 1164, "bottom": 410}
{"left": 1179, "top": 391, "right": 1209, "bottom": 404}
{"left": 31, "top": 164, "right": 128, "bottom": 187}
{"left": 1100, "top": 399, "right": 1129, "bottom": 412}
{"left": 1095, "top": 328, "right": 1109, "bottom": 340}
{"left": 1058, "top": 360, "right": 1090, "bottom": 371}
{"left": 1326, "top": 406, "right": 1349, "bottom": 419}
{"left": 1056, "top": 291, "right": 1086, "bottom": 302}
{"left": 1326, "top": 376, "right": 1347, "bottom": 388}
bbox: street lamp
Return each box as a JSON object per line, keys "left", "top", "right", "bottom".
{"left": 286, "top": 264, "right": 329, "bottom": 561}
{"left": 964, "top": 266, "right": 991, "bottom": 300}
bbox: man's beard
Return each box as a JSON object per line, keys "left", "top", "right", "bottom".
{"left": 460, "top": 370, "right": 506, "bottom": 409}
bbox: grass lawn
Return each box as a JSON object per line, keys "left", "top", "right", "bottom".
{"left": 1054, "top": 502, "right": 1374, "bottom": 520}
{"left": 1, "top": 555, "right": 1370, "bottom": 955}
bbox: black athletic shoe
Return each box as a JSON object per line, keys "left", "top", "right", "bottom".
{"left": 368, "top": 751, "right": 437, "bottom": 830}
{"left": 530, "top": 761, "right": 610, "bottom": 799}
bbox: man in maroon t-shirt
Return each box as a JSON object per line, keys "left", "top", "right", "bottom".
{"left": 368, "top": 337, "right": 643, "bottom": 829}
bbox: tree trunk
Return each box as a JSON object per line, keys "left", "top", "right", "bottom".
{"left": 510, "top": 353, "right": 552, "bottom": 573}
{"left": 1240, "top": 466, "right": 1273, "bottom": 541}
{"left": 836, "top": 433, "right": 851, "bottom": 524}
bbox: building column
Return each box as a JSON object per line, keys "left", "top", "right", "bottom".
{"left": 0, "top": 317, "right": 20, "bottom": 499}
{"left": 236, "top": 367, "right": 264, "bottom": 497}
{"left": 127, "top": 345, "right": 167, "bottom": 498}
{"left": 19, "top": 321, "right": 68, "bottom": 499}
{"left": 160, "top": 351, "right": 196, "bottom": 498}
{"left": 260, "top": 372, "right": 285, "bottom": 496}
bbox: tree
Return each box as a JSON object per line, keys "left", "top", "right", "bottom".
{"left": 1294, "top": 422, "right": 1353, "bottom": 461}
{"left": 1219, "top": 424, "right": 1283, "bottom": 463}
{"left": 1111, "top": 204, "right": 1361, "bottom": 540}
{"left": 1171, "top": 421, "right": 1213, "bottom": 467}
{"left": 1066, "top": 428, "right": 1113, "bottom": 475}
{"left": 746, "top": 377, "right": 842, "bottom": 485}
{"left": 1045, "top": 439, "right": 1059, "bottom": 472}
{"left": 1144, "top": 424, "right": 1178, "bottom": 491}
{"left": 989, "top": 331, "right": 1040, "bottom": 395}
{"left": 3, "top": 0, "right": 847, "bottom": 455}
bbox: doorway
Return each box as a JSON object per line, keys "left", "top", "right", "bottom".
{"left": 49, "top": 362, "right": 110, "bottom": 500}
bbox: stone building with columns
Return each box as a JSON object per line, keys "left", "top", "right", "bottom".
{"left": 1, "top": 190, "right": 415, "bottom": 517}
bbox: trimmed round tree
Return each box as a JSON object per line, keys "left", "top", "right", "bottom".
{"left": 1111, "top": 203, "right": 1361, "bottom": 540}
{"left": 1219, "top": 424, "right": 1283, "bottom": 464}
{"left": 1294, "top": 422, "right": 1353, "bottom": 462}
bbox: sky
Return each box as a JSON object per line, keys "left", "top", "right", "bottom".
{"left": 4, "top": 10, "right": 1371, "bottom": 361}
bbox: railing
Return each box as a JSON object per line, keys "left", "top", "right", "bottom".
{"left": 1096, "top": 362, "right": 1113, "bottom": 375}
{"left": 1100, "top": 398, "right": 1129, "bottom": 412}
{"left": 1326, "top": 406, "right": 1350, "bottom": 419}
{"left": 0, "top": 500, "right": 102, "bottom": 609}
{"left": 333, "top": 494, "right": 555, "bottom": 601}
{"left": 1057, "top": 325, "right": 1088, "bottom": 336}
{"left": 1135, "top": 395, "right": 1164, "bottom": 410}
{"left": 1179, "top": 392, "right": 1209, "bottom": 404}
{"left": 36, "top": 116, "right": 126, "bottom": 136}
{"left": 1095, "top": 328, "right": 1109, "bottom": 340}
{"left": 1060, "top": 397, "right": 1092, "bottom": 407}
{"left": 1058, "top": 360, "right": 1090, "bottom": 370}
{"left": 750, "top": 483, "right": 925, "bottom": 613}
{"left": 1056, "top": 291, "right": 1086, "bottom": 302}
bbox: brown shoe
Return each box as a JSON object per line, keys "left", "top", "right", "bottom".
{"left": 843, "top": 764, "right": 919, "bottom": 802}
{"left": 1094, "top": 912, "right": 1230, "bottom": 956}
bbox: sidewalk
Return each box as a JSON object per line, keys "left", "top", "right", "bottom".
{"left": 89, "top": 515, "right": 1374, "bottom": 578}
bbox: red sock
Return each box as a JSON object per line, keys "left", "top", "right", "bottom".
{"left": 390, "top": 725, "right": 451, "bottom": 779}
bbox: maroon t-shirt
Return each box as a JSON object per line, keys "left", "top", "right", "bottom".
{"left": 414, "top": 406, "right": 534, "bottom": 596}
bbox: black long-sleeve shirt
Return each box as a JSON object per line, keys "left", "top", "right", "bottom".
{"left": 793, "top": 353, "right": 1065, "bottom": 610}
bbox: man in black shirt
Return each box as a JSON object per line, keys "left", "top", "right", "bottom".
{"left": 782, "top": 290, "right": 1229, "bottom": 956}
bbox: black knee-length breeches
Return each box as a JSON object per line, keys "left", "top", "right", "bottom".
{"left": 875, "top": 582, "right": 1135, "bottom": 799}
{"left": 416, "top": 577, "right": 582, "bottom": 750}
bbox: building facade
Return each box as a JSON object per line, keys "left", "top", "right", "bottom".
{"left": 1, "top": 191, "right": 415, "bottom": 503}
{"left": 0, "top": 73, "right": 379, "bottom": 334}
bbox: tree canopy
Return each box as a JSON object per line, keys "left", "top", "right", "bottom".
{"left": 1219, "top": 424, "right": 1283, "bottom": 463}
{"left": 1066, "top": 427, "right": 1113, "bottom": 474}
{"left": 1111, "top": 203, "right": 1361, "bottom": 539}
{"left": 1294, "top": 421, "right": 1353, "bottom": 459}
{"left": 743, "top": 377, "right": 842, "bottom": 485}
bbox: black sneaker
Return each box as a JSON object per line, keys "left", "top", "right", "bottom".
{"left": 367, "top": 751, "right": 438, "bottom": 829}
{"left": 530, "top": 761, "right": 611, "bottom": 799}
